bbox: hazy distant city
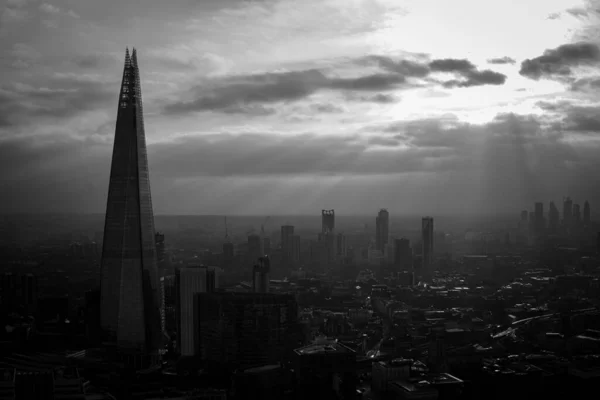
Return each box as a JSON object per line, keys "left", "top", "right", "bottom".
{"left": 2, "top": 1, "right": 600, "bottom": 400}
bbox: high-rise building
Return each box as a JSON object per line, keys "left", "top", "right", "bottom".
{"left": 573, "top": 204, "right": 582, "bottom": 229}
{"left": 247, "top": 234, "right": 264, "bottom": 264}
{"left": 281, "top": 225, "right": 294, "bottom": 263}
{"left": 196, "top": 292, "right": 298, "bottom": 367}
{"left": 549, "top": 202, "right": 559, "bottom": 234}
{"left": 584, "top": 201, "right": 591, "bottom": 227}
{"left": 175, "top": 266, "right": 219, "bottom": 356}
{"left": 321, "top": 210, "right": 335, "bottom": 234}
{"left": 99, "top": 48, "right": 161, "bottom": 362}
{"left": 422, "top": 217, "right": 434, "bottom": 270}
{"left": 563, "top": 197, "right": 573, "bottom": 229}
{"left": 253, "top": 257, "right": 270, "bottom": 293}
{"left": 263, "top": 237, "right": 271, "bottom": 256}
{"left": 292, "top": 235, "right": 301, "bottom": 262}
{"left": 336, "top": 233, "right": 347, "bottom": 257}
{"left": 394, "top": 238, "right": 412, "bottom": 271}
{"left": 375, "top": 209, "right": 390, "bottom": 253}
{"left": 534, "top": 202, "right": 545, "bottom": 236}
{"left": 223, "top": 242, "right": 234, "bottom": 267}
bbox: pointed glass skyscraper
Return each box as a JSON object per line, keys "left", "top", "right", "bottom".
{"left": 100, "top": 48, "right": 161, "bottom": 362}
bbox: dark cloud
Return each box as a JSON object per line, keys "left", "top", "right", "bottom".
{"left": 365, "top": 56, "right": 430, "bottom": 77}
{"left": 0, "top": 76, "right": 115, "bottom": 127}
{"left": 429, "top": 59, "right": 476, "bottom": 73}
{"left": 309, "top": 103, "right": 344, "bottom": 113}
{"left": 535, "top": 100, "right": 600, "bottom": 133}
{"left": 571, "top": 76, "right": 600, "bottom": 92}
{"left": 442, "top": 70, "right": 506, "bottom": 88}
{"left": 566, "top": 8, "right": 589, "bottom": 18}
{"left": 164, "top": 53, "right": 506, "bottom": 115}
{"left": 428, "top": 58, "right": 506, "bottom": 88}
{"left": 363, "top": 93, "right": 398, "bottom": 103}
{"left": 163, "top": 68, "right": 412, "bottom": 114}
{"left": 519, "top": 42, "right": 600, "bottom": 80}
{"left": 487, "top": 56, "right": 516, "bottom": 65}
{"left": 3, "top": 112, "right": 600, "bottom": 214}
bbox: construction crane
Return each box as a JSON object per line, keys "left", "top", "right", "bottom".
{"left": 260, "top": 216, "right": 270, "bottom": 237}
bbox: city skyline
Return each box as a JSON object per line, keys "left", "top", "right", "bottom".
{"left": 1, "top": 0, "right": 600, "bottom": 216}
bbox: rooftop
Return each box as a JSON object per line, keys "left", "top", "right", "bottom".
{"left": 0, "top": 368, "right": 15, "bottom": 383}
{"left": 294, "top": 342, "right": 354, "bottom": 356}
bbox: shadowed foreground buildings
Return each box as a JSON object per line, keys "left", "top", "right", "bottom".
{"left": 99, "top": 48, "right": 161, "bottom": 368}
{"left": 196, "top": 293, "right": 298, "bottom": 368}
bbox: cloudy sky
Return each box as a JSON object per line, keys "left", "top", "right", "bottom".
{"left": 1, "top": 0, "right": 600, "bottom": 216}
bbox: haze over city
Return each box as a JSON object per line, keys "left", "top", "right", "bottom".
{"left": 1, "top": 0, "right": 600, "bottom": 216}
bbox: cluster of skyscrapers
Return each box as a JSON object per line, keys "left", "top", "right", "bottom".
{"left": 97, "top": 50, "right": 438, "bottom": 371}
{"left": 520, "top": 198, "right": 592, "bottom": 239}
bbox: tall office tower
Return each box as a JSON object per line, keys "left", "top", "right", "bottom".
{"left": 549, "top": 202, "right": 559, "bottom": 234}
{"left": 263, "top": 237, "right": 271, "bottom": 256}
{"left": 281, "top": 225, "right": 295, "bottom": 263}
{"left": 584, "top": 201, "right": 591, "bottom": 227}
{"left": 222, "top": 241, "right": 234, "bottom": 267}
{"left": 528, "top": 211, "right": 535, "bottom": 237}
{"left": 336, "top": 233, "right": 347, "bottom": 257}
{"left": 99, "top": 48, "right": 161, "bottom": 361}
{"left": 247, "top": 234, "right": 264, "bottom": 264}
{"left": 0, "top": 273, "right": 17, "bottom": 314}
{"left": 421, "top": 217, "right": 434, "bottom": 270}
{"left": 321, "top": 209, "right": 335, "bottom": 234}
{"left": 175, "top": 266, "right": 219, "bottom": 356}
{"left": 375, "top": 209, "right": 390, "bottom": 253}
{"left": 292, "top": 235, "right": 301, "bottom": 262}
{"left": 318, "top": 231, "right": 337, "bottom": 265}
{"left": 563, "top": 197, "right": 573, "bottom": 229}
{"left": 253, "top": 256, "right": 270, "bottom": 293}
{"left": 534, "top": 202, "right": 545, "bottom": 236}
{"left": 573, "top": 204, "right": 582, "bottom": 228}
{"left": 394, "top": 238, "right": 412, "bottom": 271}
{"left": 197, "top": 292, "right": 298, "bottom": 368}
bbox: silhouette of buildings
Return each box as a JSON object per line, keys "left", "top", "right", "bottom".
{"left": 563, "top": 197, "right": 573, "bottom": 230}
{"left": 394, "top": 238, "right": 412, "bottom": 271}
{"left": 196, "top": 293, "right": 298, "bottom": 368}
{"left": 176, "top": 266, "right": 220, "bottom": 356}
{"left": 99, "top": 48, "right": 161, "bottom": 366}
{"left": 336, "top": 233, "right": 347, "bottom": 257}
{"left": 549, "top": 202, "right": 559, "bottom": 234}
{"left": 281, "top": 225, "right": 294, "bottom": 264}
{"left": 322, "top": 210, "right": 335, "bottom": 234}
{"left": 247, "top": 234, "right": 263, "bottom": 265}
{"left": 534, "top": 202, "right": 545, "bottom": 237}
{"left": 375, "top": 209, "right": 390, "bottom": 253}
{"left": 584, "top": 201, "right": 591, "bottom": 227}
{"left": 253, "top": 257, "right": 270, "bottom": 293}
{"left": 422, "top": 217, "right": 434, "bottom": 271}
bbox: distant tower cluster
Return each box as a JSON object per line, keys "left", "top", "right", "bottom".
{"left": 375, "top": 209, "right": 389, "bottom": 253}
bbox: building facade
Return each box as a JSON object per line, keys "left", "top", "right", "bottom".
{"left": 99, "top": 48, "right": 161, "bottom": 361}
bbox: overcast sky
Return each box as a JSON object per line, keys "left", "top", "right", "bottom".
{"left": 1, "top": 0, "right": 600, "bottom": 216}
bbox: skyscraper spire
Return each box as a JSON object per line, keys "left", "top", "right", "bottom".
{"left": 100, "top": 48, "right": 161, "bottom": 366}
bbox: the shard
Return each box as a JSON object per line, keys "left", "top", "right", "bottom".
{"left": 100, "top": 48, "right": 161, "bottom": 361}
